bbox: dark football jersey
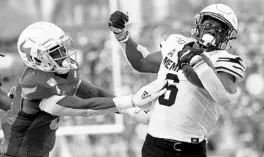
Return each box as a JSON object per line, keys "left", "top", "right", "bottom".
{"left": 0, "top": 67, "right": 80, "bottom": 157}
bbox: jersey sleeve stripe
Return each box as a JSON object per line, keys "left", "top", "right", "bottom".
{"left": 232, "top": 65, "right": 244, "bottom": 72}
{"left": 217, "top": 57, "right": 246, "bottom": 69}
{"left": 216, "top": 60, "right": 246, "bottom": 72}
{"left": 216, "top": 66, "right": 243, "bottom": 78}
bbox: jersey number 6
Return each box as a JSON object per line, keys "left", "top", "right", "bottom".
{"left": 158, "top": 73, "right": 179, "bottom": 106}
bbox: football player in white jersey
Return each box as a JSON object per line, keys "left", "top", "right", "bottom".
{"left": 109, "top": 3, "right": 246, "bottom": 157}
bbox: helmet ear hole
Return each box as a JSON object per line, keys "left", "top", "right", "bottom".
{"left": 47, "top": 63, "right": 52, "bottom": 68}
{"left": 34, "top": 57, "right": 41, "bottom": 63}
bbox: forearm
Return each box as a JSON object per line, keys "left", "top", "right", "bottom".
{"left": 40, "top": 79, "right": 167, "bottom": 116}
{"left": 186, "top": 54, "right": 235, "bottom": 92}
{"left": 124, "top": 38, "right": 149, "bottom": 71}
{"left": 194, "top": 61, "right": 231, "bottom": 105}
{"left": 42, "top": 104, "right": 118, "bottom": 117}
{"left": 75, "top": 80, "right": 114, "bottom": 99}
{"left": 117, "top": 38, "right": 146, "bottom": 71}
{"left": 182, "top": 65, "right": 204, "bottom": 88}
{"left": 39, "top": 95, "right": 135, "bottom": 117}
{"left": 116, "top": 35, "right": 161, "bottom": 73}
{"left": 200, "top": 53, "right": 236, "bottom": 93}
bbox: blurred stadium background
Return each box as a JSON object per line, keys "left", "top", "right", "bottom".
{"left": 0, "top": 0, "right": 264, "bottom": 157}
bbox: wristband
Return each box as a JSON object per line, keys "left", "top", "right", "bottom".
{"left": 113, "top": 95, "right": 135, "bottom": 111}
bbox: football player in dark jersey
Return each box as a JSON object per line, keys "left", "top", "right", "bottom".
{"left": 0, "top": 22, "right": 166, "bottom": 157}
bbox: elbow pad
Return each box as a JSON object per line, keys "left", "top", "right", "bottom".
{"left": 195, "top": 63, "right": 232, "bottom": 106}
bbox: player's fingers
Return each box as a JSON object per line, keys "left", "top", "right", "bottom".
{"left": 179, "top": 50, "right": 191, "bottom": 61}
{"left": 116, "top": 11, "right": 128, "bottom": 22}
{"left": 109, "top": 19, "right": 125, "bottom": 29}
{"left": 152, "top": 80, "right": 167, "bottom": 93}
{"left": 152, "top": 88, "right": 167, "bottom": 98}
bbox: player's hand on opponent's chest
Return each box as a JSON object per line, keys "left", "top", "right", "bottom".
{"left": 132, "top": 79, "right": 167, "bottom": 107}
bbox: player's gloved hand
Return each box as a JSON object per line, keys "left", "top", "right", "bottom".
{"left": 120, "top": 107, "right": 151, "bottom": 125}
{"left": 108, "top": 11, "right": 129, "bottom": 42}
{"left": 132, "top": 79, "right": 167, "bottom": 107}
{"left": 178, "top": 42, "right": 204, "bottom": 69}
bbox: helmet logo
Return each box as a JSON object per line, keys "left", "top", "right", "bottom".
{"left": 19, "top": 39, "right": 42, "bottom": 60}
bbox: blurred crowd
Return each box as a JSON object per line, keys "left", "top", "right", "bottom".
{"left": 1, "top": 0, "right": 264, "bottom": 157}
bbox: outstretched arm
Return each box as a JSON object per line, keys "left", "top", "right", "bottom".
{"left": 39, "top": 79, "right": 167, "bottom": 117}
{"left": 109, "top": 11, "right": 162, "bottom": 73}
{"left": 40, "top": 95, "right": 119, "bottom": 117}
{"left": 121, "top": 38, "right": 162, "bottom": 73}
{"left": 74, "top": 79, "right": 152, "bottom": 124}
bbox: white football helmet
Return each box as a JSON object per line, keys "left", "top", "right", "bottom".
{"left": 17, "top": 21, "right": 78, "bottom": 74}
{"left": 191, "top": 4, "right": 238, "bottom": 50}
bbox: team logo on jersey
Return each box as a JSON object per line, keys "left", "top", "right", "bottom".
{"left": 168, "top": 49, "right": 176, "bottom": 57}
{"left": 47, "top": 78, "right": 57, "bottom": 87}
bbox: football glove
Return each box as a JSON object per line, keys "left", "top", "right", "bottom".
{"left": 108, "top": 11, "right": 129, "bottom": 42}
{"left": 132, "top": 79, "right": 167, "bottom": 107}
{"left": 178, "top": 42, "right": 204, "bottom": 69}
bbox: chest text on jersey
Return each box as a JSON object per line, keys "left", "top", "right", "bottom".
{"left": 163, "top": 56, "right": 178, "bottom": 72}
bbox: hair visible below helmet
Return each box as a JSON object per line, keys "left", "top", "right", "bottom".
{"left": 17, "top": 21, "right": 78, "bottom": 74}
{"left": 191, "top": 3, "right": 238, "bottom": 50}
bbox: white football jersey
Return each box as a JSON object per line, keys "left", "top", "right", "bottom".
{"left": 148, "top": 34, "right": 245, "bottom": 143}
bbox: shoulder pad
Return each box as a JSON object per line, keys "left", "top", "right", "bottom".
{"left": 20, "top": 69, "right": 58, "bottom": 99}
{"left": 160, "top": 34, "right": 194, "bottom": 55}
{"left": 212, "top": 51, "right": 246, "bottom": 83}
{"left": 161, "top": 34, "right": 193, "bottom": 47}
